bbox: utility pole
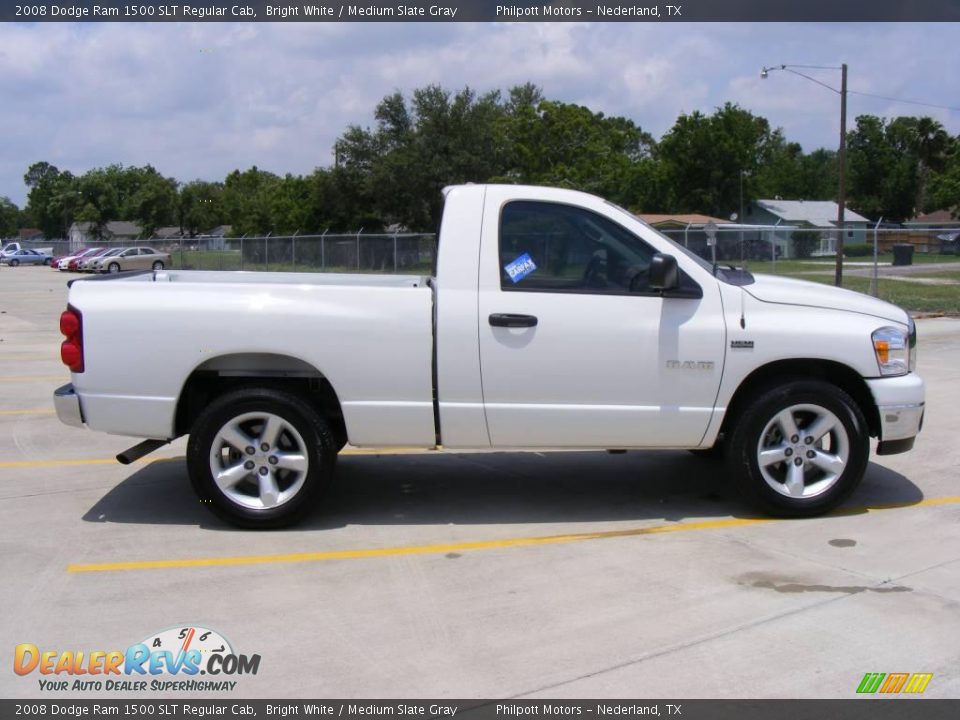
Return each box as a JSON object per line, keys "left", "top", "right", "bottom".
{"left": 835, "top": 63, "right": 848, "bottom": 287}
{"left": 760, "top": 62, "right": 849, "bottom": 286}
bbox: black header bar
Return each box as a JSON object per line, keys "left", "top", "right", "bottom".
{"left": 4, "top": 1, "right": 960, "bottom": 23}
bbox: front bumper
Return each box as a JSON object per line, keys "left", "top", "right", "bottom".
{"left": 866, "top": 373, "right": 925, "bottom": 455}
{"left": 54, "top": 383, "right": 85, "bottom": 428}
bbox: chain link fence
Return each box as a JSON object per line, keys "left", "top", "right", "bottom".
{"left": 12, "top": 225, "right": 959, "bottom": 310}
{"left": 657, "top": 225, "right": 960, "bottom": 268}
{"left": 13, "top": 233, "right": 438, "bottom": 274}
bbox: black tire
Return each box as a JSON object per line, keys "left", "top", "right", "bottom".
{"left": 152, "top": 260, "right": 165, "bottom": 271}
{"left": 187, "top": 387, "right": 337, "bottom": 529}
{"left": 44, "top": 258, "right": 53, "bottom": 266}
{"left": 725, "top": 380, "right": 869, "bottom": 517}
{"left": 108, "top": 262, "right": 120, "bottom": 274}
{"left": 9, "top": 259, "right": 19, "bottom": 267}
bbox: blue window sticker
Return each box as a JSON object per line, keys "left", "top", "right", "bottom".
{"left": 504, "top": 253, "right": 537, "bottom": 283}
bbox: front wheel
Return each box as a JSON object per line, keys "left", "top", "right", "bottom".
{"left": 186, "top": 387, "right": 337, "bottom": 528}
{"left": 9, "top": 259, "right": 19, "bottom": 267}
{"left": 726, "top": 380, "right": 869, "bottom": 517}
{"left": 108, "top": 262, "right": 120, "bottom": 274}
{"left": 152, "top": 260, "right": 165, "bottom": 271}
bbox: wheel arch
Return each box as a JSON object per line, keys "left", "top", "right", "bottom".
{"left": 719, "top": 359, "right": 880, "bottom": 442}
{"left": 174, "top": 352, "right": 347, "bottom": 447}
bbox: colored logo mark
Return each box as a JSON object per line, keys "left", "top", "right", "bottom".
{"left": 857, "top": 672, "right": 933, "bottom": 694}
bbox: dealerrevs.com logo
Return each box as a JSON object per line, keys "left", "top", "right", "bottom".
{"left": 14, "top": 626, "right": 261, "bottom": 692}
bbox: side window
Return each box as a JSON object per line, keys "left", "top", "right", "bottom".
{"left": 499, "top": 201, "right": 656, "bottom": 294}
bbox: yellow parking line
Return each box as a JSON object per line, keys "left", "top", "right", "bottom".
{"left": 0, "top": 408, "right": 55, "bottom": 416}
{"left": 0, "top": 456, "right": 179, "bottom": 470}
{"left": 66, "top": 495, "right": 960, "bottom": 574}
{"left": 342, "top": 447, "right": 441, "bottom": 456}
{"left": 0, "top": 376, "right": 68, "bottom": 383}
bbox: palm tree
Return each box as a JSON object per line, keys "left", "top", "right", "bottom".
{"left": 913, "top": 117, "right": 950, "bottom": 213}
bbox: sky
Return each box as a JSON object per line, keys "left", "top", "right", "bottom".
{"left": 2, "top": 21, "right": 959, "bottom": 208}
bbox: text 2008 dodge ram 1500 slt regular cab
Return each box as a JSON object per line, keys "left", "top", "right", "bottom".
{"left": 54, "top": 184, "right": 925, "bottom": 528}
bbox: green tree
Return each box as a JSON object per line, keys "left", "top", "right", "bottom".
{"left": 928, "top": 135, "right": 960, "bottom": 216}
{"left": 496, "top": 98, "right": 655, "bottom": 208}
{"left": 349, "top": 84, "right": 509, "bottom": 229}
{"left": 657, "top": 103, "right": 779, "bottom": 217}
{"left": 222, "top": 167, "right": 282, "bottom": 236}
{"left": 847, "top": 115, "right": 917, "bottom": 221}
{"left": 179, "top": 181, "right": 226, "bottom": 236}
{"left": 23, "top": 162, "right": 78, "bottom": 238}
{"left": 888, "top": 117, "right": 951, "bottom": 213}
{"left": 0, "top": 197, "right": 20, "bottom": 238}
{"left": 126, "top": 166, "right": 179, "bottom": 236}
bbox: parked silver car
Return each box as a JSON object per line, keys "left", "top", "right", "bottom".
{"left": 96, "top": 247, "right": 171, "bottom": 273}
{"left": 83, "top": 248, "right": 125, "bottom": 273}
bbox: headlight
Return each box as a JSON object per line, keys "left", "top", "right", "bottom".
{"left": 908, "top": 316, "right": 917, "bottom": 372}
{"left": 872, "top": 326, "right": 910, "bottom": 376}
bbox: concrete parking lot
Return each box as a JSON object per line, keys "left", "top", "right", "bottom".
{"left": 0, "top": 266, "right": 958, "bottom": 699}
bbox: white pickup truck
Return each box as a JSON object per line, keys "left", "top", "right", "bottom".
{"left": 2, "top": 241, "right": 54, "bottom": 257}
{"left": 54, "top": 184, "right": 925, "bottom": 528}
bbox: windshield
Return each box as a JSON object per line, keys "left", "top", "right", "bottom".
{"left": 603, "top": 200, "right": 754, "bottom": 286}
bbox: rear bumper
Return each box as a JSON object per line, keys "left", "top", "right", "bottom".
{"left": 866, "top": 374, "right": 924, "bottom": 455}
{"left": 53, "top": 383, "right": 85, "bottom": 428}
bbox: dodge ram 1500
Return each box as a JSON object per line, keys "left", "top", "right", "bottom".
{"left": 54, "top": 184, "right": 925, "bottom": 527}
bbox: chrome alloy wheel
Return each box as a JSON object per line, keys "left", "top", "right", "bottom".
{"left": 208, "top": 411, "right": 309, "bottom": 510}
{"left": 756, "top": 403, "right": 849, "bottom": 499}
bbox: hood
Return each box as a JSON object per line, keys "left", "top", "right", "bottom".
{"left": 745, "top": 273, "right": 909, "bottom": 325}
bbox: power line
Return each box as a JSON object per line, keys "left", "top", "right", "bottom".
{"left": 764, "top": 64, "right": 960, "bottom": 113}
{"left": 847, "top": 90, "right": 960, "bottom": 114}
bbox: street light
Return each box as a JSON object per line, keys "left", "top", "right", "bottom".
{"left": 761, "top": 63, "right": 848, "bottom": 287}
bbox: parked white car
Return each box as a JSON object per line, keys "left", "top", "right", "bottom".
{"left": 54, "top": 184, "right": 924, "bottom": 528}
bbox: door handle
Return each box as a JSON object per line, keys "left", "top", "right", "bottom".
{"left": 489, "top": 313, "right": 538, "bottom": 328}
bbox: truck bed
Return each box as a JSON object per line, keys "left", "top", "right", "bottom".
{"left": 67, "top": 270, "right": 437, "bottom": 446}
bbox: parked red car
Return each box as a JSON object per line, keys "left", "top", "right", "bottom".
{"left": 67, "top": 247, "right": 108, "bottom": 271}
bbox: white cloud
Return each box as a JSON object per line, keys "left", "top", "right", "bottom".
{"left": 1, "top": 21, "right": 958, "bottom": 207}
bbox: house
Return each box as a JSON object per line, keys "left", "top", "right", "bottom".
{"left": 197, "top": 225, "right": 232, "bottom": 251}
{"left": 152, "top": 226, "right": 185, "bottom": 240}
{"left": 905, "top": 210, "right": 960, "bottom": 229}
{"left": 744, "top": 199, "right": 870, "bottom": 256}
{"left": 636, "top": 214, "right": 730, "bottom": 257}
{"left": 635, "top": 213, "right": 790, "bottom": 262}
{"left": 68, "top": 221, "right": 142, "bottom": 250}
{"left": 18, "top": 228, "right": 44, "bottom": 241}
{"left": 905, "top": 210, "right": 960, "bottom": 254}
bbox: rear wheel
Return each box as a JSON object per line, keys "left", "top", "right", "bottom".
{"left": 726, "top": 380, "right": 869, "bottom": 517}
{"left": 187, "top": 387, "right": 337, "bottom": 528}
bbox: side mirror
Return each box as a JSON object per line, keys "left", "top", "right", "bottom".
{"left": 650, "top": 253, "right": 679, "bottom": 292}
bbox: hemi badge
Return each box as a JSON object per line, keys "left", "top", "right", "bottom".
{"left": 731, "top": 340, "right": 754, "bottom": 349}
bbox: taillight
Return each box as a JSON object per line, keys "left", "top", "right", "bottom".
{"left": 60, "top": 306, "right": 84, "bottom": 373}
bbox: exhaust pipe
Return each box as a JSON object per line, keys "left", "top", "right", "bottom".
{"left": 116, "top": 439, "right": 169, "bottom": 465}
